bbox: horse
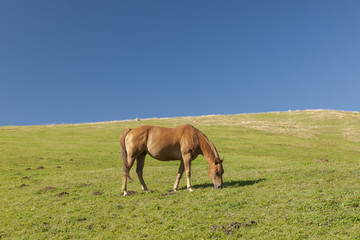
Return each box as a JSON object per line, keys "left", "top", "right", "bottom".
{"left": 120, "top": 124, "right": 224, "bottom": 196}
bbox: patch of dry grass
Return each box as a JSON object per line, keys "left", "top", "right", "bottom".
{"left": 43, "top": 109, "right": 359, "bottom": 142}
{"left": 137, "top": 110, "right": 360, "bottom": 141}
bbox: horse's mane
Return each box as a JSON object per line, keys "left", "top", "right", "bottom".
{"left": 196, "top": 128, "right": 220, "bottom": 161}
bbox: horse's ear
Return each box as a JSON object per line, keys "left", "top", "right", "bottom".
{"left": 215, "top": 158, "right": 224, "bottom": 165}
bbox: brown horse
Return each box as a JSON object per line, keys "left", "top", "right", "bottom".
{"left": 120, "top": 124, "right": 224, "bottom": 195}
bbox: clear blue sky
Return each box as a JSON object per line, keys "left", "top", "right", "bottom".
{"left": 1, "top": 1, "right": 359, "bottom": 126}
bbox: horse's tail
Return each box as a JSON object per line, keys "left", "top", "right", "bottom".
{"left": 120, "top": 128, "right": 132, "bottom": 181}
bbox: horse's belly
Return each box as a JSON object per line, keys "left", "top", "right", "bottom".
{"left": 146, "top": 147, "right": 182, "bottom": 161}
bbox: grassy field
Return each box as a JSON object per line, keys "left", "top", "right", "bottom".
{"left": 1, "top": 110, "right": 360, "bottom": 239}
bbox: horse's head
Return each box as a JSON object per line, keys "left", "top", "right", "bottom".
{"left": 208, "top": 158, "right": 224, "bottom": 189}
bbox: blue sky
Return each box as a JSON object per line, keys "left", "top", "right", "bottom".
{"left": 1, "top": 1, "right": 359, "bottom": 126}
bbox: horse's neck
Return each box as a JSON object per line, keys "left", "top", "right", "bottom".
{"left": 198, "top": 132, "right": 219, "bottom": 164}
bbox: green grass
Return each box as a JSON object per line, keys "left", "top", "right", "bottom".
{"left": 1, "top": 110, "right": 360, "bottom": 239}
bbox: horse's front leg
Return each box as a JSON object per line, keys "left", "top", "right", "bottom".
{"left": 182, "top": 154, "right": 193, "bottom": 192}
{"left": 173, "top": 161, "right": 184, "bottom": 192}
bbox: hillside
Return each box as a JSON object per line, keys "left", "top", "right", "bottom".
{"left": 1, "top": 110, "right": 360, "bottom": 239}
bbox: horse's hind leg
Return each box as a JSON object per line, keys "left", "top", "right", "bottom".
{"left": 136, "top": 153, "right": 150, "bottom": 192}
{"left": 173, "top": 161, "right": 184, "bottom": 192}
{"left": 122, "top": 156, "right": 135, "bottom": 196}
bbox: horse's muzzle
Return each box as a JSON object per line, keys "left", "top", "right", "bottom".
{"left": 214, "top": 185, "right": 223, "bottom": 189}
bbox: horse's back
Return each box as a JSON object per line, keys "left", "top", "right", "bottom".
{"left": 151, "top": 124, "right": 199, "bottom": 145}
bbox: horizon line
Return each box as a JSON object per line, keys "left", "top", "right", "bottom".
{"left": 1, "top": 109, "right": 359, "bottom": 128}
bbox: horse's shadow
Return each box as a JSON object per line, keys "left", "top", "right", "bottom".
{"left": 181, "top": 178, "right": 266, "bottom": 190}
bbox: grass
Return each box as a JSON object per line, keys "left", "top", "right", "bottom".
{"left": 1, "top": 110, "right": 360, "bottom": 239}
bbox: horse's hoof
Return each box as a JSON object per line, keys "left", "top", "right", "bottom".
{"left": 123, "top": 192, "right": 129, "bottom": 196}
{"left": 173, "top": 189, "right": 177, "bottom": 192}
{"left": 144, "top": 189, "right": 151, "bottom": 193}
{"left": 188, "top": 188, "right": 194, "bottom": 192}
